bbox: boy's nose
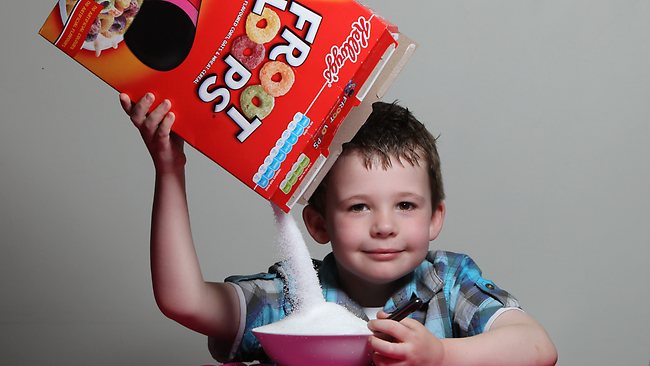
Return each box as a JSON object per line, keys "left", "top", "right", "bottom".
{"left": 371, "top": 211, "right": 397, "bottom": 238}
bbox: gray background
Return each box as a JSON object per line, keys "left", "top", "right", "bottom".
{"left": 1, "top": 1, "right": 648, "bottom": 365}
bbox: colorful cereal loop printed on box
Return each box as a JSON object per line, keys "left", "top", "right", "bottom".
{"left": 231, "top": 34, "right": 266, "bottom": 69}
{"left": 231, "top": 7, "right": 295, "bottom": 123}
{"left": 245, "top": 7, "right": 281, "bottom": 44}
{"left": 260, "top": 60, "right": 295, "bottom": 97}
{"left": 253, "top": 113, "right": 311, "bottom": 189}
{"left": 240, "top": 85, "right": 274, "bottom": 119}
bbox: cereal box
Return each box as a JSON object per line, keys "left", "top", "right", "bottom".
{"left": 39, "top": 0, "right": 416, "bottom": 212}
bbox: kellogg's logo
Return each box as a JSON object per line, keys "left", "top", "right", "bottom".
{"left": 323, "top": 16, "right": 372, "bottom": 87}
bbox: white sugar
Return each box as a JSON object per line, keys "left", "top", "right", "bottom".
{"left": 272, "top": 204, "right": 325, "bottom": 311}
{"left": 266, "top": 204, "right": 369, "bottom": 335}
{"left": 256, "top": 301, "right": 371, "bottom": 335}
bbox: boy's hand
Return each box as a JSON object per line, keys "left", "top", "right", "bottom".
{"left": 119, "top": 92, "right": 186, "bottom": 173}
{"left": 368, "top": 311, "right": 445, "bottom": 366}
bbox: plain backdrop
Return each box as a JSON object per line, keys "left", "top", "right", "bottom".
{"left": 2, "top": 1, "right": 649, "bottom": 365}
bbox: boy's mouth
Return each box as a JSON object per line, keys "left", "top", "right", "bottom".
{"left": 363, "top": 249, "right": 403, "bottom": 261}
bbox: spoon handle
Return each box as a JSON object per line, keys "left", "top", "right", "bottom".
{"left": 387, "top": 296, "right": 423, "bottom": 322}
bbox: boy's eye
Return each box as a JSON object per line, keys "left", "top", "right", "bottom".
{"left": 349, "top": 203, "right": 368, "bottom": 212}
{"left": 397, "top": 202, "right": 416, "bottom": 210}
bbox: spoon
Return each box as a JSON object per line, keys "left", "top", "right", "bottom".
{"left": 387, "top": 295, "right": 423, "bottom": 321}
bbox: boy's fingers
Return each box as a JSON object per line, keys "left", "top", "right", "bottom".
{"left": 376, "top": 310, "right": 390, "bottom": 319}
{"left": 144, "top": 99, "right": 172, "bottom": 135}
{"left": 157, "top": 112, "right": 175, "bottom": 138}
{"left": 399, "top": 317, "right": 422, "bottom": 331}
{"left": 130, "top": 92, "right": 155, "bottom": 127}
{"left": 371, "top": 353, "right": 398, "bottom": 366}
{"left": 369, "top": 335, "right": 405, "bottom": 360}
{"left": 368, "top": 319, "right": 400, "bottom": 335}
{"left": 118, "top": 93, "right": 132, "bottom": 113}
{"left": 368, "top": 319, "right": 410, "bottom": 343}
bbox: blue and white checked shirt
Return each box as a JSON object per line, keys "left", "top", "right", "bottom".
{"left": 210, "top": 250, "right": 520, "bottom": 362}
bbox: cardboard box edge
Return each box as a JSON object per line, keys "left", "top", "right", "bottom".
{"left": 291, "top": 32, "right": 418, "bottom": 208}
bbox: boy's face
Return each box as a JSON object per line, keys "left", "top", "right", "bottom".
{"left": 304, "top": 151, "right": 445, "bottom": 289}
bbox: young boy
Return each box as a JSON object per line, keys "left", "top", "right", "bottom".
{"left": 119, "top": 93, "right": 557, "bottom": 365}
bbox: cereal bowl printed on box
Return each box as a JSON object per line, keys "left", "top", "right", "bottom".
{"left": 58, "top": 0, "right": 143, "bottom": 56}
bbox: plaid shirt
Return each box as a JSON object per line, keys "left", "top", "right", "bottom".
{"left": 212, "top": 250, "right": 520, "bottom": 362}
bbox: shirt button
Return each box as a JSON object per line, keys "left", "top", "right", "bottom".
{"left": 485, "top": 283, "right": 495, "bottom": 290}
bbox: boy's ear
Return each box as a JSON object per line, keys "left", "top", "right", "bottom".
{"left": 302, "top": 205, "right": 330, "bottom": 244}
{"left": 429, "top": 201, "right": 446, "bottom": 241}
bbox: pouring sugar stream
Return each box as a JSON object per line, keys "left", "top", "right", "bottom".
{"left": 251, "top": 204, "right": 372, "bottom": 366}
{"left": 255, "top": 204, "right": 371, "bottom": 335}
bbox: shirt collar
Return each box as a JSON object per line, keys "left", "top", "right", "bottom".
{"left": 317, "top": 252, "right": 443, "bottom": 320}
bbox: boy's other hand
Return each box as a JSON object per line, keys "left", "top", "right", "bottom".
{"left": 119, "top": 93, "right": 186, "bottom": 174}
{"left": 368, "top": 310, "right": 445, "bottom": 366}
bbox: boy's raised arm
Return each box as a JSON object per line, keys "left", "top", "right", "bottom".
{"left": 119, "top": 93, "right": 240, "bottom": 353}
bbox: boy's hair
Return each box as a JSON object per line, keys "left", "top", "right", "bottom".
{"left": 308, "top": 101, "right": 444, "bottom": 213}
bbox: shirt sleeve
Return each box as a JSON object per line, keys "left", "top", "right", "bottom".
{"left": 449, "top": 254, "right": 521, "bottom": 337}
{"left": 208, "top": 271, "right": 288, "bottom": 363}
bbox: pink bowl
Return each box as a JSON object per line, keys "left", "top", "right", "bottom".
{"left": 253, "top": 330, "right": 373, "bottom": 366}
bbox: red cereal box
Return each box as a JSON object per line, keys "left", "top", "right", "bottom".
{"left": 39, "top": 0, "right": 416, "bottom": 212}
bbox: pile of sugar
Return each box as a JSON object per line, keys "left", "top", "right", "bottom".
{"left": 256, "top": 301, "right": 371, "bottom": 335}
{"left": 255, "top": 205, "right": 370, "bottom": 335}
